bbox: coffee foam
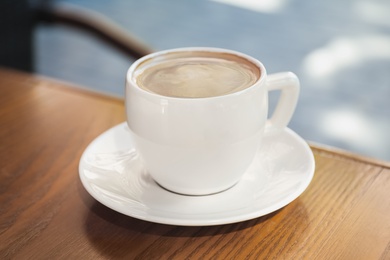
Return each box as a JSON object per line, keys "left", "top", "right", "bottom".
{"left": 133, "top": 51, "right": 260, "bottom": 98}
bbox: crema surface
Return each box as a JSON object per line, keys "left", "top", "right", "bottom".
{"left": 134, "top": 52, "right": 260, "bottom": 98}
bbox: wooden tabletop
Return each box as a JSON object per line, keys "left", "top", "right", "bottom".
{"left": 1, "top": 68, "right": 389, "bottom": 259}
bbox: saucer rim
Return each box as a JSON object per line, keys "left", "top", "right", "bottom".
{"left": 79, "top": 122, "right": 315, "bottom": 226}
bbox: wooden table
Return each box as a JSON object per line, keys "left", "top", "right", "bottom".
{"left": 1, "top": 68, "right": 389, "bottom": 259}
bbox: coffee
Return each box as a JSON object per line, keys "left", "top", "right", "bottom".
{"left": 133, "top": 51, "right": 260, "bottom": 98}
{"left": 126, "top": 47, "right": 300, "bottom": 195}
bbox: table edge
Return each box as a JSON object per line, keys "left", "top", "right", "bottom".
{"left": 309, "top": 141, "right": 390, "bottom": 169}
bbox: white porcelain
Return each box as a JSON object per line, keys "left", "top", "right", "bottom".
{"left": 79, "top": 123, "right": 314, "bottom": 226}
{"left": 126, "top": 47, "right": 300, "bottom": 195}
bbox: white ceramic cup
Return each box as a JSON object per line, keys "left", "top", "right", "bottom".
{"left": 126, "top": 47, "right": 299, "bottom": 195}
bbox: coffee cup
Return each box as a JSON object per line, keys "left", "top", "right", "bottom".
{"left": 126, "top": 47, "right": 299, "bottom": 195}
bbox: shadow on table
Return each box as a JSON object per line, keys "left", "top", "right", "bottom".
{"left": 85, "top": 199, "right": 280, "bottom": 236}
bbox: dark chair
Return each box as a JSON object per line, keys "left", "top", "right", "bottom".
{"left": 0, "top": 0, "right": 153, "bottom": 72}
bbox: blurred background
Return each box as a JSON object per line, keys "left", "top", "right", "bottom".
{"left": 1, "top": 0, "right": 390, "bottom": 161}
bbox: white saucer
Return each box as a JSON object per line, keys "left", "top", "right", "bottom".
{"left": 79, "top": 123, "right": 315, "bottom": 226}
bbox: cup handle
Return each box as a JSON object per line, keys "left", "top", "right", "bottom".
{"left": 266, "top": 72, "right": 300, "bottom": 131}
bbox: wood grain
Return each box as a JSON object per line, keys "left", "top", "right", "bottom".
{"left": 0, "top": 68, "right": 389, "bottom": 259}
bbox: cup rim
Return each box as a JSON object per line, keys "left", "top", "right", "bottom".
{"left": 126, "top": 47, "right": 267, "bottom": 100}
